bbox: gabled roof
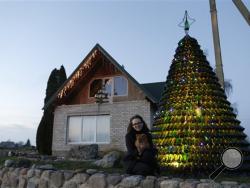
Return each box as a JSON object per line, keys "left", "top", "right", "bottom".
{"left": 44, "top": 43, "right": 159, "bottom": 109}
{"left": 141, "top": 82, "right": 165, "bottom": 103}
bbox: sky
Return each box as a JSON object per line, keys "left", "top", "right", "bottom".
{"left": 0, "top": 0, "right": 249, "bottom": 146}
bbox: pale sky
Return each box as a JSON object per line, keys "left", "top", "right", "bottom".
{"left": 0, "top": 0, "right": 249, "bottom": 146}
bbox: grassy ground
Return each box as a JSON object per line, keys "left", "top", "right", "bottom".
{"left": 0, "top": 157, "right": 16, "bottom": 166}
{"left": 49, "top": 160, "right": 124, "bottom": 174}
{"left": 0, "top": 156, "right": 124, "bottom": 173}
{"left": 0, "top": 157, "right": 249, "bottom": 183}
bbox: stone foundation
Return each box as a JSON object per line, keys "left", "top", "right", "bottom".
{"left": 0, "top": 167, "right": 249, "bottom": 188}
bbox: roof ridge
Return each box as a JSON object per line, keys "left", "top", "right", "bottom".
{"left": 141, "top": 81, "right": 165, "bottom": 85}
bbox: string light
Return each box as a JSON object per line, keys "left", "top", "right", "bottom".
{"left": 57, "top": 49, "right": 99, "bottom": 99}
{"left": 151, "top": 34, "right": 245, "bottom": 172}
{"left": 195, "top": 106, "right": 202, "bottom": 117}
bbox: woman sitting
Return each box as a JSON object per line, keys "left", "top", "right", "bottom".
{"left": 123, "top": 114, "right": 160, "bottom": 176}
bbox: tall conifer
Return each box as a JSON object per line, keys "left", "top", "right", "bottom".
{"left": 36, "top": 65, "right": 67, "bottom": 154}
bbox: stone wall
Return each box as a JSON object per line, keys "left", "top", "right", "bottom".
{"left": 52, "top": 100, "right": 154, "bottom": 157}
{"left": 0, "top": 167, "right": 249, "bottom": 188}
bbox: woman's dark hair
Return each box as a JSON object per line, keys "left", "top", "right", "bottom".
{"left": 127, "top": 114, "right": 149, "bottom": 133}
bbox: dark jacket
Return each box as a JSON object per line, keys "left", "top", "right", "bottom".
{"left": 123, "top": 129, "right": 159, "bottom": 175}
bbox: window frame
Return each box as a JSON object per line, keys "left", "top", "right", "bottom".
{"left": 113, "top": 76, "right": 128, "bottom": 97}
{"left": 67, "top": 115, "right": 111, "bottom": 144}
{"left": 88, "top": 75, "right": 128, "bottom": 98}
{"left": 89, "top": 77, "right": 113, "bottom": 98}
{"left": 89, "top": 79, "right": 103, "bottom": 98}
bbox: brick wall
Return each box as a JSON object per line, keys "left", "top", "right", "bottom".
{"left": 52, "top": 100, "right": 154, "bottom": 157}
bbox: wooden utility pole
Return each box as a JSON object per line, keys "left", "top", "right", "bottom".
{"left": 209, "top": 0, "right": 225, "bottom": 89}
{"left": 232, "top": 0, "right": 250, "bottom": 26}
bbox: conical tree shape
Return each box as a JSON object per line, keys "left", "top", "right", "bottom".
{"left": 152, "top": 35, "right": 250, "bottom": 174}
{"left": 36, "top": 65, "right": 67, "bottom": 155}
{"left": 44, "top": 68, "right": 59, "bottom": 104}
{"left": 59, "top": 65, "right": 67, "bottom": 85}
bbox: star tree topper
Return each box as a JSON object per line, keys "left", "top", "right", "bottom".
{"left": 178, "top": 10, "right": 196, "bottom": 35}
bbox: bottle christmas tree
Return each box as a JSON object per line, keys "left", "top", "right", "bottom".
{"left": 152, "top": 21, "right": 250, "bottom": 173}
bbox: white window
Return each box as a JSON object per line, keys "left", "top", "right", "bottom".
{"left": 103, "top": 78, "right": 112, "bottom": 96}
{"left": 114, "top": 76, "right": 128, "bottom": 96}
{"left": 67, "top": 115, "right": 110, "bottom": 144}
{"left": 82, "top": 116, "right": 96, "bottom": 142}
{"left": 89, "top": 78, "right": 112, "bottom": 97}
{"left": 68, "top": 116, "right": 81, "bottom": 142}
{"left": 89, "top": 76, "right": 128, "bottom": 98}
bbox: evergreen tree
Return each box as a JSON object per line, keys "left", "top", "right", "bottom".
{"left": 59, "top": 65, "right": 67, "bottom": 85}
{"left": 152, "top": 35, "right": 250, "bottom": 173}
{"left": 36, "top": 65, "right": 67, "bottom": 155}
{"left": 44, "top": 69, "right": 59, "bottom": 104}
{"left": 36, "top": 114, "right": 46, "bottom": 153}
{"left": 25, "top": 139, "right": 31, "bottom": 147}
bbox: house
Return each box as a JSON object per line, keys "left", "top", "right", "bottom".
{"left": 0, "top": 141, "right": 16, "bottom": 149}
{"left": 45, "top": 44, "right": 165, "bottom": 156}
